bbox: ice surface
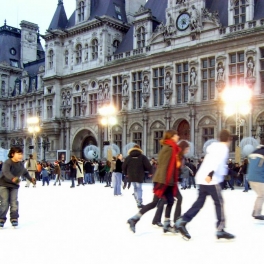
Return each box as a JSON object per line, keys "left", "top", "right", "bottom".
{"left": 0, "top": 181, "right": 263, "bottom": 264}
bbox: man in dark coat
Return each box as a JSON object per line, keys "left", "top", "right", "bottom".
{"left": 122, "top": 145, "right": 152, "bottom": 208}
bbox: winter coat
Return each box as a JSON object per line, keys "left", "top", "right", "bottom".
{"left": 54, "top": 165, "right": 61, "bottom": 175}
{"left": 247, "top": 146, "right": 264, "bottom": 183}
{"left": 76, "top": 162, "right": 84, "bottom": 178}
{"left": 25, "top": 158, "right": 37, "bottom": 171}
{"left": 122, "top": 148, "right": 152, "bottom": 183}
{"left": 84, "top": 161, "right": 94, "bottom": 173}
{"left": 152, "top": 144, "right": 177, "bottom": 186}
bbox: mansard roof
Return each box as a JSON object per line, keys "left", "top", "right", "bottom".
{"left": 254, "top": 0, "right": 264, "bottom": 20}
{"left": 66, "top": 0, "right": 127, "bottom": 29}
{"left": 48, "top": 0, "right": 68, "bottom": 30}
{"left": 24, "top": 58, "right": 45, "bottom": 77}
{"left": 0, "top": 23, "right": 21, "bottom": 68}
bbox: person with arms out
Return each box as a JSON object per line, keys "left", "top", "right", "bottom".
{"left": 247, "top": 145, "right": 264, "bottom": 220}
{"left": 122, "top": 145, "right": 152, "bottom": 208}
{"left": 127, "top": 130, "right": 180, "bottom": 233}
{"left": 65, "top": 156, "right": 82, "bottom": 188}
{"left": 0, "top": 147, "right": 36, "bottom": 227}
{"left": 176, "top": 129, "right": 235, "bottom": 240}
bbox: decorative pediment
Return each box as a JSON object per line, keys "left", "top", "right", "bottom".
{"left": 199, "top": 117, "right": 216, "bottom": 126}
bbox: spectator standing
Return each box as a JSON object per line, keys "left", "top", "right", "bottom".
{"left": 25, "top": 154, "right": 37, "bottom": 188}
{"left": 112, "top": 154, "right": 123, "bottom": 196}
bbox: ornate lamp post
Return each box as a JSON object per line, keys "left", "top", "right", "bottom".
{"left": 27, "top": 117, "right": 40, "bottom": 155}
{"left": 98, "top": 104, "right": 117, "bottom": 160}
{"left": 38, "top": 137, "right": 50, "bottom": 161}
{"left": 222, "top": 86, "right": 252, "bottom": 162}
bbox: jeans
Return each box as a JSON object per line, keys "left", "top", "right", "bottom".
{"left": 54, "top": 174, "right": 61, "bottom": 184}
{"left": 188, "top": 176, "right": 196, "bottom": 187}
{"left": 249, "top": 181, "right": 264, "bottom": 216}
{"left": 0, "top": 186, "right": 19, "bottom": 221}
{"left": 132, "top": 182, "right": 143, "bottom": 204}
{"left": 181, "top": 178, "right": 188, "bottom": 188}
{"left": 84, "top": 173, "right": 93, "bottom": 184}
{"left": 112, "top": 172, "right": 122, "bottom": 195}
{"left": 26, "top": 171, "right": 35, "bottom": 187}
{"left": 182, "top": 184, "right": 225, "bottom": 231}
{"left": 244, "top": 174, "right": 249, "bottom": 191}
{"left": 42, "top": 177, "right": 49, "bottom": 186}
{"left": 105, "top": 172, "right": 111, "bottom": 186}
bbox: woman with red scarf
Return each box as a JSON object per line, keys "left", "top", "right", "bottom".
{"left": 127, "top": 130, "right": 180, "bottom": 233}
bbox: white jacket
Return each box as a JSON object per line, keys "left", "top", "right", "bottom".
{"left": 196, "top": 142, "right": 229, "bottom": 185}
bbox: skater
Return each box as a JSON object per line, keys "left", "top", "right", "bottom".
{"left": 239, "top": 158, "right": 250, "bottom": 192}
{"left": 0, "top": 147, "right": 36, "bottom": 227}
{"left": 247, "top": 145, "right": 264, "bottom": 220}
{"left": 176, "top": 129, "right": 235, "bottom": 240}
{"left": 84, "top": 160, "right": 94, "bottom": 184}
{"left": 53, "top": 161, "right": 61, "bottom": 186}
{"left": 41, "top": 165, "right": 50, "bottom": 186}
{"left": 127, "top": 130, "right": 180, "bottom": 233}
{"left": 112, "top": 154, "right": 123, "bottom": 195}
{"left": 65, "top": 156, "right": 82, "bottom": 188}
{"left": 76, "top": 159, "right": 85, "bottom": 186}
{"left": 24, "top": 154, "right": 37, "bottom": 188}
{"left": 98, "top": 161, "right": 106, "bottom": 183}
{"left": 122, "top": 144, "right": 152, "bottom": 208}
{"left": 152, "top": 140, "right": 189, "bottom": 228}
{"left": 100, "top": 160, "right": 111, "bottom": 185}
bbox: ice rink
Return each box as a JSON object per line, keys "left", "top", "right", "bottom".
{"left": 0, "top": 180, "right": 263, "bottom": 264}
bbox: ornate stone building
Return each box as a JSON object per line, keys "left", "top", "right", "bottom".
{"left": 1, "top": 0, "right": 264, "bottom": 161}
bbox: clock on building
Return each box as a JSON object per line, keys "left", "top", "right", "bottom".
{"left": 176, "top": 13, "right": 190, "bottom": 31}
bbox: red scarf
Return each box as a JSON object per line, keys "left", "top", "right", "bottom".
{"left": 154, "top": 139, "right": 180, "bottom": 198}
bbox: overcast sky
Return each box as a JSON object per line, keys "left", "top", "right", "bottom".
{"left": 0, "top": 0, "right": 76, "bottom": 35}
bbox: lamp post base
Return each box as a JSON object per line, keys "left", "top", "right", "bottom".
{"left": 235, "top": 146, "right": 241, "bottom": 163}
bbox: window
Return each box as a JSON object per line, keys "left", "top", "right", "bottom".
{"left": 133, "top": 132, "right": 142, "bottom": 148}
{"left": 73, "top": 96, "right": 81, "bottom": 117}
{"left": 78, "top": 1, "right": 85, "bottom": 22}
{"left": 260, "top": 48, "right": 264, "bottom": 93}
{"left": 112, "top": 76, "right": 122, "bottom": 111}
{"left": 201, "top": 57, "right": 215, "bottom": 100}
{"left": 153, "top": 67, "right": 164, "bottom": 106}
{"left": 48, "top": 50, "right": 54, "bottom": 69}
{"left": 234, "top": 0, "right": 246, "bottom": 25}
{"left": 229, "top": 52, "right": 244, "bottom": 86}
{"left": 114, "top": 133, "right": 122, "bottom": 152}
{"left": 10, "top": 60, "right": 19, "bottom": 67}
{"left": 132, "top": 72, "right": 142, "bottom": 109}
{"left": 202, "top": 127, "right": 214, "bottom": 145}
{"left": 84, "top": 44, "right": 88, "bottom": 61}
{"left": 89, "top": 93, "right": 98, "bottom": 115}
{"left": 92, "top": 39, "right": 98, "bottom": 59}
{"left": 13, "top": 116, "right": 17, "bottom": 130}
{"left": 137, "top": 27, "right": 145, "bottom": 49}
{"left": 47, "top": 99, "right": 53, "bottom": 119}
{"left": 113, "top": 40, "right": 120, "bottom": 54}
{"left": 154, "top": 131, "right": 163, "bottom": 154}
{"left": 20, "top": 114, "right": 25, "bottom": 129}
{"left": 176, "top": 62, "right": 188, "bottom": 104}
{"left": 76, "top": 44, "right": 82, "bottom": 64}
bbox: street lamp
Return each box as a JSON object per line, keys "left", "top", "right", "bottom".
{"left": 38, "top": 137, "right": 50, "bottom": 161}
{"left": 98, "top": 104, "right": 117, "bottom": 160}
{"left": 222, "top": 86, "right": 252, "bottom": 162}
{"left": 27, "top": 116, "right": 40, "bottom": 154}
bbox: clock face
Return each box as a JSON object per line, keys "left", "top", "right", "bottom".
{"left": 176, "top": 13, "right": 190, "bottom": 31}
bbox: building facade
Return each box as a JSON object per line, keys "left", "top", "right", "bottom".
{"left": 1, "top": 0, "right": 264, "bottom": 161}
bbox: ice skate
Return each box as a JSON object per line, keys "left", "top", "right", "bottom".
{"left": 175, "top": 217, "right": 191, "bottom": 240}
{"left": 163, "top": 219, "right": 176, "bottom": 234}
{"left": 0, "top": 220, "right": 5, "bottom": 228}
{"left": 216, "top": 229, "right": 235, "bottom": 240}
{"left": 254, "top": 215, "right": 264, "bottom": 220}
{"left": 137, "top": 202, "right": 144, "bottom": 209}
{"left": 11, "top": 219, "right": 18, "bottom": 228}
{"left": 127, "top": 217, "right": 140, "bottom": 233}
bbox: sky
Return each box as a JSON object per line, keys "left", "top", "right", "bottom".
{"left": 0, "top": 0, "right": 76, "bottom": 35}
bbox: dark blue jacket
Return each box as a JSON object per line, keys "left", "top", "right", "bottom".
{"left": 247, "top": 146, "right": 264, "bottom": 183}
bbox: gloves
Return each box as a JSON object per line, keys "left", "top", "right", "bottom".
{"left": 12, "top": 177, "right": 21, "bottom": 184}
{"left": 31, "top": 178, "right": 37, "bottom": 185}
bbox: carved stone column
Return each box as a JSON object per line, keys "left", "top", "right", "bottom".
{"left": 65, "top": 122, "right": 70, "bottom": 151}
{"left": 142, "top": 111, "right": 148, "bottom": 155}
{"left": 122, "top": 115, "right": 127, "bottom": 149}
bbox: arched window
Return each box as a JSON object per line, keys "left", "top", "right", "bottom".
{"left": 65, "top": 50, "right": 69, "bottom": 65}
{"left": 84, "top": 44, "right": 88, "bottom": 61}
{"left": 78, "top": 1, "right": 85, "bottom": 22}
{"left": 76, "top": 44, "right": 82, "bottom": 64}
{"left": 113, "top": 40, "right": 120, "bottom": 54}
{"left": 48, "top": 50, "right": 54, "bottom": 69}
{"left": 234, "top": 0, "right": 246, "bottom": 24}
{"left": 92, "top": 39, "right": 98, "bottom": 59}
{"left": 137, "top": 27, "right": 145, "bottom": 49}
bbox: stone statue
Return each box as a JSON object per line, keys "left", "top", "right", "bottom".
{"left": 190, "top": 5, "right": 201, "bottom": 31}
{"left": 1, "top": 113, "right": 5, "bottom": 127}
{"left": 61, "top": 92, "right": 66, "bottom": 106}
{"left": 143, "top": 76, "right": 149, "bottom": 93}
{"left": 165, "top": 72, "right": 172, "bottom": 90}
{"left": 98, "top": 85, "right": 103, "bottom": 100}
{"left": 1, "top": 81, "right": 5, "bottom": 97}
{"left": 104, "top": 84, "right": 110, "bottom": 100}
{"left": 15, "top": 82, "right": 20, "bottom": 96}
{"left": 190, "top": 67, "right": 197, "bottom": 86}
{"left": 66, "top": 91, "right": 71, "bottom": 106}
{"left": 122, "top": 80, "right": 129, "bottom": 96}
{"left": 217, "top": 62, "right": 225, "bottom": 81}
{"left": 165, "top": 13, "right": 176, "bottom": 36}
{"left": 247, "top": 58, "right": 254, "bottom": 78}
{"left": 81, "top": 88, "right": 87, "bottom": 102}
{"left": 31, "top": 78, "right": 36, "bottom": 91}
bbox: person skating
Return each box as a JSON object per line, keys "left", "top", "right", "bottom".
{"left": 24, "top": 154, "right": 37, "bottom": 188}
{"left": 0, "top": 147, "right": 36, "bottom": 227}
{"left": 53, "top": 161, "right": 61, "bottom": 186}
{"left": 122, "top": 145, "right": 152, "bottom": 208}
{"left": 175, "top": 129, "right": 235, "bottom": 240}
{"left": 247, "top": 145, "right": 264, "bottom": 220}
{"left": 127, "top": 130, "right": 180, "bottom": 233}
{"left": 65, "top": 156, "right": 82, "bottom": 188}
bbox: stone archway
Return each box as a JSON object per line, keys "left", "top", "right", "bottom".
{"left": 177, "top": 120, "right": 190, "bottom": 141}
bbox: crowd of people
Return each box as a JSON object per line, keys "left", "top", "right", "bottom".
{"left": 0, "top": 129, "right": 264, "bottom": 240}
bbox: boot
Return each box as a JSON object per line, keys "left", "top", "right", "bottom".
{"left": 254, "top": 215, "right": 264, "bottom": 220}
{"left": 10, "top": 219, "right": 18, "bottom": 227}
{"left": 216, "top": 229, "right": 235, "bottom": 239}
{"left": 163, "top": 219, "right": 176, "bottom": 233}
{"left": 175, "top": 217, "right": 191, "bottom": 240}
{"left": 0, "top": 219, "right": 5, "bottom": 228}
{"left": 137, "top": 202, "right": 144, "bottom": 209}
{"left": 127, "top": 216, "right": 140, "bottom": 233}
